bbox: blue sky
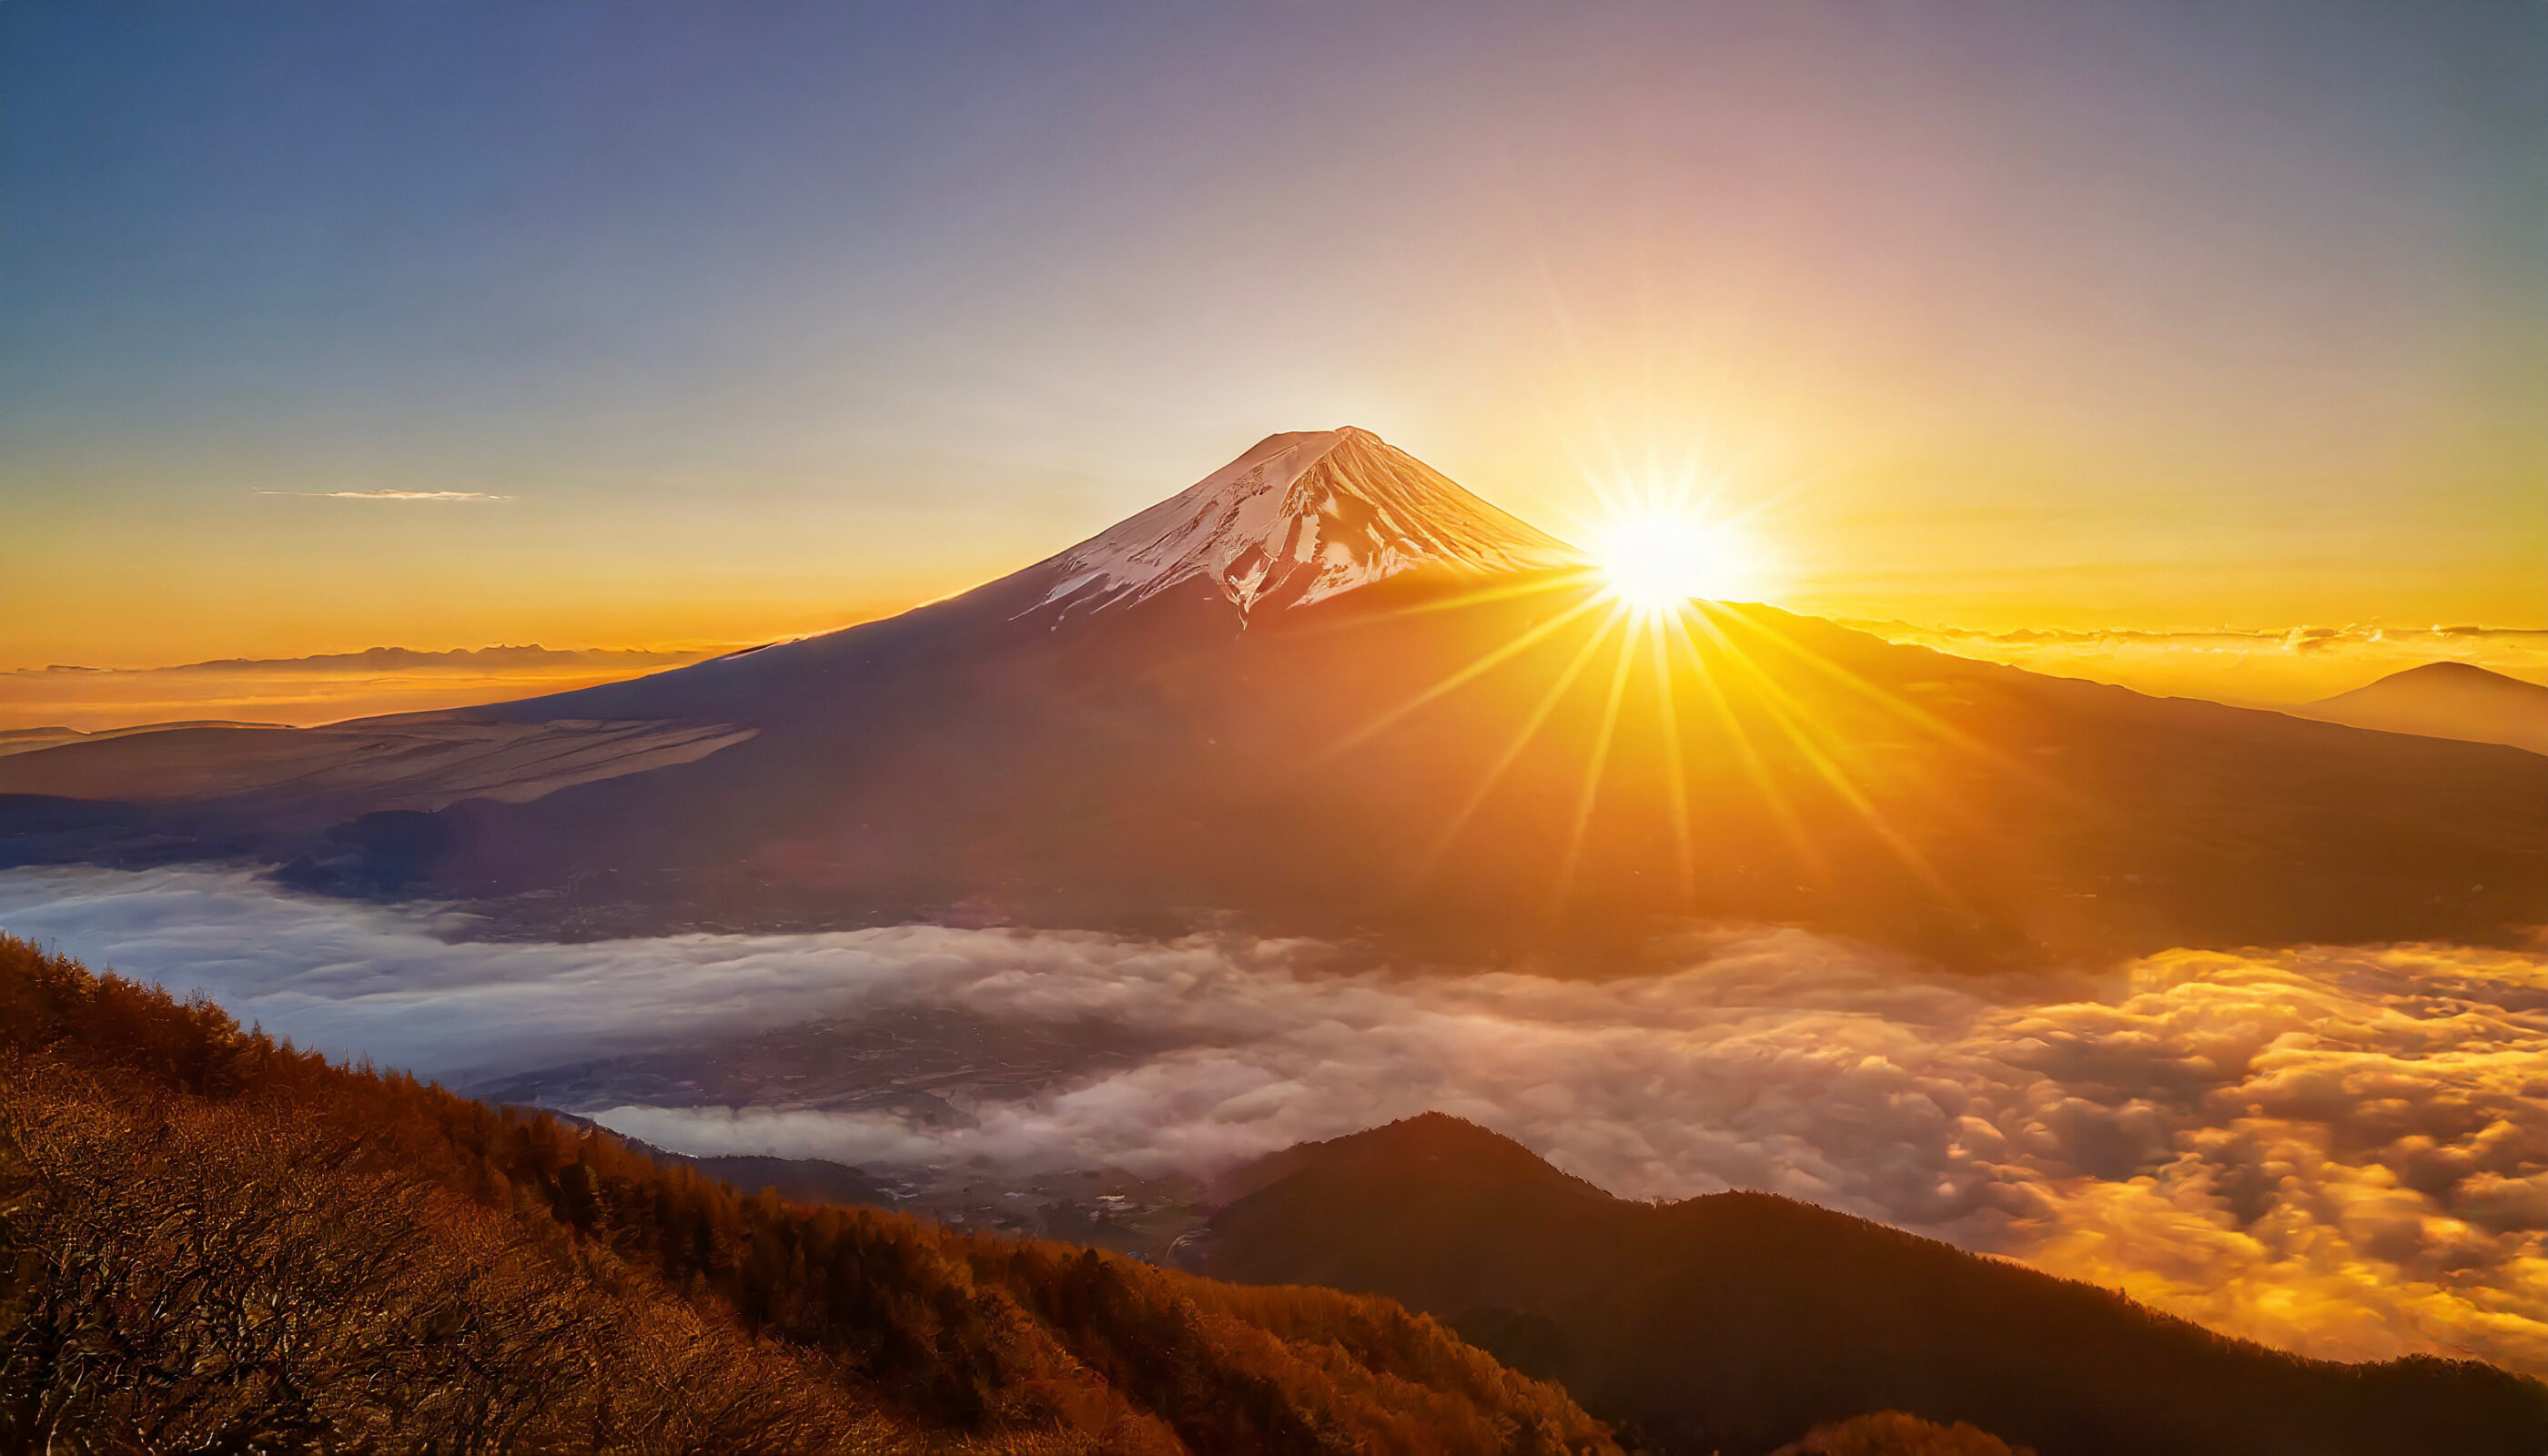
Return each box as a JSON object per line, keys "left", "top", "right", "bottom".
{"left": 5, "top": 1, "right": 2543, "bottom": 664}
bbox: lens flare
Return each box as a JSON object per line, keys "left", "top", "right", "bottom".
{"left": 1593, "top": 514, "right": 1754, "bottom": 610}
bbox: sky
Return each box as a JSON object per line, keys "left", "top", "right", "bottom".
{"left": 4, "top": 1, "right": 2543, "bottom": 675}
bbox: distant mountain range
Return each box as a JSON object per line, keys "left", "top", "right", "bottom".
{"left": 2290, "top": 661, "right": 2548, "bottom": 754}
{"left": 11, "top": 644, "right": 711, "bottom": 678}
{"left": 1, "top": 645, "right": 729, "bottom": 743}
{"left": 1191, "top": 1114, "right": 2548, "bottom": 1456}
{"left": 2, "top": 427, "right": 2540, "bottom": 964}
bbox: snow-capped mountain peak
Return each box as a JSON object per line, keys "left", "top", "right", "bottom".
{"left": 1034, "top": 427, "right": 1572, "bottom": 619}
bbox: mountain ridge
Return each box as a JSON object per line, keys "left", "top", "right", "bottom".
{"left": 1194, "top": 1114, "right": 2548, "bottom": 1456}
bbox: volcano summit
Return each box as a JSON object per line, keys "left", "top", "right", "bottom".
{"left": 3, "top": 429, "right": 2540, "bottom": 965}
{"left": 1034, "top": 428, "right": 1570, "bottom": 621}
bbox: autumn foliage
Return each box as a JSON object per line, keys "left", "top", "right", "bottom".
{"left": 0, "top": 935, "right": 1616, "bottom": 1455}
{"left": 1775, "top": 1412, "right": 2030, "bottom": 1456}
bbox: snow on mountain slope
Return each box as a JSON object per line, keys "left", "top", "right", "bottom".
{"left": 1033, "top": 428, "right": 1573, "bottom": 620}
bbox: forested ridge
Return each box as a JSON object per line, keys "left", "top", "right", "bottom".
{"left": 1200, "top": 1115, "right": 2548, "bottom": 1456}
{"left": 0, "top": 935, "right": 1614, "bottom": 1455}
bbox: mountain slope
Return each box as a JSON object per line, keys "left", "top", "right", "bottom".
{"left": 3, "top": 430, "right": 2542, "bottom": 962}
{"left": 0, "top": 718, "right": 753, "bottom": 814}
{"left": 2293, "top": 661, "right": 2548, "bottom": 754}
{"left": 1191, "top": 1115, "right": 2548, "bottom": 1456}
{"left": 0, "top": 937, "right": 1617, "bottom": 1455}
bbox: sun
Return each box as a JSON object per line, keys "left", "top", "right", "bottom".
{"left": 1592, "top": 513, "right": 1755, "bottom": 612}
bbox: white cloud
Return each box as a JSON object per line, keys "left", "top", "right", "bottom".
{"left": 254, "top": 490, "right": 512, "bottom": 501}
{"left": 1851, "top": 620, "right": 2548, "bottom": 702}
{"left": 2, "top": 866, "right": 2539, "bottom": 1373}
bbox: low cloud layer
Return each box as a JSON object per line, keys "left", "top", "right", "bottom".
{"left": 1, "top": 646, "right": 721, "bottom": 733}
{"left": 2, "top": 866, "right": 2539, "bottom": 1374}
{"left": 1855, "top": 620, "right": 2548, "bottom": 703}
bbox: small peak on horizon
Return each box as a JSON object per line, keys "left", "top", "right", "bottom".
{"left": 1279, "top": 1114, "right": 1620, "bottom": 1198}
{"left": 1309, "top": 1113, "right": 1547, "bottom": 1164}
{"left": 2324, "top": 660, "right": 2544, "bottom": 699}
{"left": 1361, "top": 1113, "right": 1545, "bottom": 1155}
{"left": 2389, "top": 660, "right": 2514, "bottom": 679}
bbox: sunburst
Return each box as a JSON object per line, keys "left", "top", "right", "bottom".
{"left": 1592, "top": 512, "right": 1760, "bottom": 613}
{"left": 1313, "top": 492, "right": 2004, "bottom": 921}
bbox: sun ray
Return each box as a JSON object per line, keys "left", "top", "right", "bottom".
{"left": 1324, "top": 590, "right": 1613, "bottom": 759}
{"left": 1679, "top": 606, "right": 1968, "bottom": 906}
{"left": 1412, "top": 602, "right": 1628, "bottom": 882}
{"left": 1556, "top": 611, "right": 1644, "bottom": 903}
{"left": 1703, "top": 603, "right": 2070, "bottom": 802}
{"left": 1688, "top": 606, "right": 2083, "bottom": 881}
{"left": 1661, "top": 605, "right": 1824, "bottom": 875}
{"left": 1286, "top": 567, "right": 1596, "bottom": 638}
{"left": 1593, "top": 514, "right": 1759, "bottom": 611}
{"left": 1646, "top": 608, "right": 1696, "bottom": 896}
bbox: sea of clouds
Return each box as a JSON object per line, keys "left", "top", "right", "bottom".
{"left": 2, "top": 864, "right": 2539, "bottom": 1374}
{"left": 1850, "top": 620, "right": 2548, "bottom": 703}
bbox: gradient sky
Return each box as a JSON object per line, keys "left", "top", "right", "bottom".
{"left": 5, "top": 1, "right": 2543, "bottom": 670}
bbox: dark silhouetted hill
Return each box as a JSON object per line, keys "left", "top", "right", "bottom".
{"left": 1195, "top": 1115, "right": 2548, "bottom": 1456}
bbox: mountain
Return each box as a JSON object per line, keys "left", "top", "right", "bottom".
{"left": 2292, "top": 662, "right": 2548, "bottom": 754}
{"left": 0, "top": 935, "right": 1618, "bottom": 1455}
{"left": 1189, "top": 1115, "right": 2548, "bottom": 1456}
{"left": 1033, "top": 427, "right": 1571, "bottom": 619}
{"left": 3, "top": 428, "right": 2543, "bottom": 963}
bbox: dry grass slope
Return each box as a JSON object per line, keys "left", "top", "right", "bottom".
{"left": 0, "top": 935, "right": 1615, "bottom": 1456}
